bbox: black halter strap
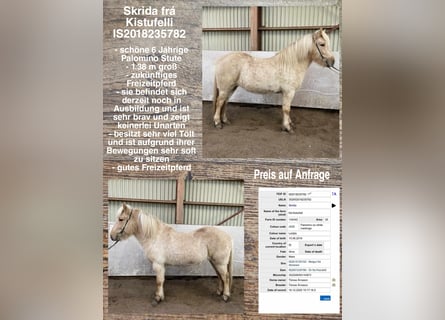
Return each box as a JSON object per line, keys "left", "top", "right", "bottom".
{"left": 315, "top": 40, "right": 328, "bottom": 66}
{"left": 314, "top": 35, "right": 340, "bottom": 72}
{"left": 108, "top": 208, "right": 133, "bottom": 250}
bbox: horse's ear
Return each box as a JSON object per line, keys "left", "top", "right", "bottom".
{"left": 122, "top": 202, "right": 128, "bottom": 210}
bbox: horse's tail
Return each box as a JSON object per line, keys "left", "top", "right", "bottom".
{"left": 213, "top": 74, "right": 219, "bottom": 114}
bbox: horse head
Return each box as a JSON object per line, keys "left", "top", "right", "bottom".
{"left": 110, "top": 203, "right": 138, "bottom": 241}
{"left": 312, "top": 29, "right": 335, "bottom": 68}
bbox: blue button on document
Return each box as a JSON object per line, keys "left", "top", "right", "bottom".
{"left": 320, "top": 295, "right": 331, "bottom": 301}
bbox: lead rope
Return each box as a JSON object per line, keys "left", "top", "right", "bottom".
{"left": 328, "top": 65, "right": 340, "bottom": 73}
{"left": 108, "top": 240, "right": 120, "bottom": 250}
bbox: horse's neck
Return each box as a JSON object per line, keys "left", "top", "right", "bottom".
{"left": 134, "top": 211, "right": 163, "bottom": 243}
{"left": 275, "top": 38, "right": 312, "bottom": 72}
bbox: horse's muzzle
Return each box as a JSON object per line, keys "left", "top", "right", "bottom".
{"left": 326, "top": 57, "right": 335, "bottom": 68}
{"left": 110, "top": 233, "right": 119, "bottom": 241}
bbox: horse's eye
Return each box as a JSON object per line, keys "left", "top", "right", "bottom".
{"left": 319, "top": 43, "right": 325, "bottom": 47}
{"left": 118, "top": 218, "right": 124, "bottom": 222}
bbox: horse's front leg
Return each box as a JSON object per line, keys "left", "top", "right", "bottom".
{"left": 151, "top": 262, "right": 165, "bottom": 304}
{"left": 281, "top": 90, "right": 295, "bottom": 133}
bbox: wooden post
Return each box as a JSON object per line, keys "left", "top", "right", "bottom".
{"left": 175, "top": 174, "right": 185, "bottom": 224}
{"left": 250, "top": 6, "right": 261, "bottom": 51}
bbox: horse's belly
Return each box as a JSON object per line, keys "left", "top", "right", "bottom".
{"left": 165, "top": 246, "right": 207, "bottom": 266}
{"left": 238, "top": 76, "right": 280, "bottom": 93}
{"left": 238, "top": 67, "right": 281, "bottom": 93}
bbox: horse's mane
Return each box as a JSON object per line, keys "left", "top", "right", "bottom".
{"left": 274, "top": 33, "right": 314, "bottom": 70}
{"left": 138, "top": 209, "right": 162, "bottom": 238}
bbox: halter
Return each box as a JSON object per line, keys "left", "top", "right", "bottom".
{"left": 108, "top": 208, "right": 133, "bottom": 250}
{"left": 314, "top": 35, "right": 340, "bottom": 73}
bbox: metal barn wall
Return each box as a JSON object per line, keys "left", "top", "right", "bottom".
{"left": 185, "top": 179, "right": 244, "bottom": 204}
{"left": 108, "top": 201, "right": 176, "bottom": 224}
{"left": 261, "top": 6, "right": 340, "bottom": 51}
{"left": 108, "top": 179, "right": 176, "bottom": 222}
{"left": 108, "top": 179, "right": 244, "bottom": 226}
{"left": 108, "top": 179, "right": 176, "bottom": 201}
{"left": 202, "top": 5, "right": 340, "bottom": 52}
{"left": 202, "top": 7, "right": 250, "bottom": 51}
{"left": 184, "top": 205, "right": 243, "bottom": 226}
{"left": 185, "top": 180, "right": 244, "bottom": 226}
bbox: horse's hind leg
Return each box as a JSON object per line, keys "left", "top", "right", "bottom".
{"left": 209, "top": 260, "right": 224, "bottom": 296}
{"left": 212, "top": 263, "right": 231, "bottom": 302}
{"left": 214, "top": 87, "right": 236, "bottom": 129}
{"left": 221, "top": 88, "right": 236, "bottom": 125}
{"left": 152, "top": 262, "right": 165, "bottom": 304}
{"left": 214, "top": 91, "right": 228, "bottom": 129}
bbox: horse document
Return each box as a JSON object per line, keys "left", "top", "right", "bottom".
{"left": 258, "top": 187, "right": 340, "bottom": 313}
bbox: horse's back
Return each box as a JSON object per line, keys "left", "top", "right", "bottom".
{"left": 216, "top": 52, "right": 252, "bottom": 68}
{"left": 194, "top": 227, "right": 232, "bottom": 248}
{"left": 194, "top": 226, "right": 230, "bottom": 240}
{"left": 215, "top": 52, "right": 252, "bottom": 86}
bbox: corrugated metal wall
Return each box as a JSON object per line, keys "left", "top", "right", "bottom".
{"left": 185, "top": 180, "right": 244, "bottom": 204}
{"left": 202, "top": 5, "right": 340, "bottom": 52}
{"left": 184, "top": 180, "right": 244, "bottom": 226}
{"left": 109, "top": 179, "right": 176, "bottom": 200}
{"left": 108, "top": 179, "right": 177, "bottom": 222}
{"left": 202, "top": 7, "right": 250, "bottom": 51}
{"left": 109, "top": 201, "right": 176, "bottom": 223}
{"left": 202, "top": 7, "right": 250, "bottom": 28}
{"left": 261, "top": 6, "right": 340, "bottom": 51}
{"left": 108, "top": 179, "right": 244, "bottom": 226}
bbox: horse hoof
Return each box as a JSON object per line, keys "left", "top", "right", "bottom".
{"left": 151, "top": 294, "right": 163, "bottom": 306}
{"left": 222, "top": 294, "right": 230, "bottom": 302}
{"left": 216, "top": 289, "right": 223, "bottom": 296}
{"left": 151, "top": 299, "right": 159, "bottom": 306}
{"left": 222, "top": 119, "right": 231, "bottom": 125}
{"left": 281, "top": 126, "right": 293, "bottom": 133}
{"left": 214, "top": 123, "right": 223, "bottom": 129}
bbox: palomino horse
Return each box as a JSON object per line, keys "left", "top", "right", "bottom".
{"left": 213, "top": 28, "right": 335, "bottom": 132}
{"left": 110, "top": 203, "right": 233, "bottom": 304}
